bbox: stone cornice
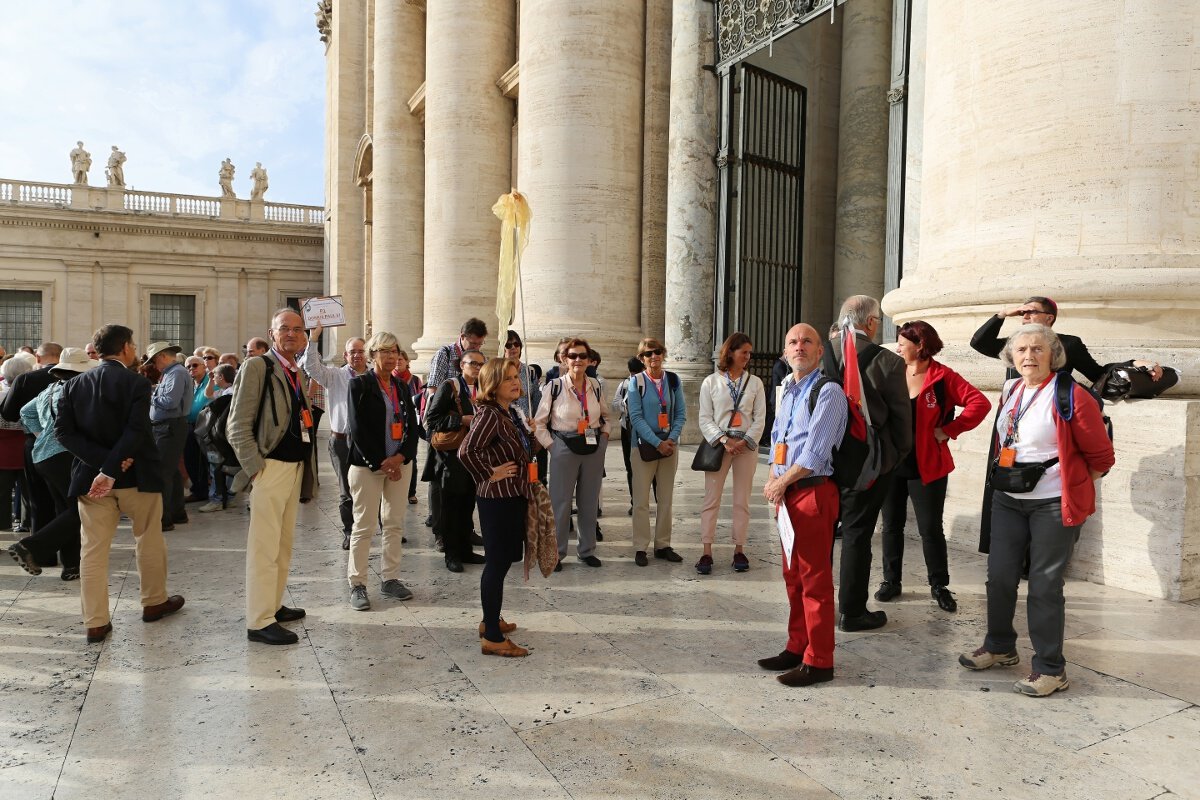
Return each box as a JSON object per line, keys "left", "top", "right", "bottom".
{"left": 497, "top": 62, "right": 520, "bottom": 99}
{"left": 0, "top": 210, "right": 323, "bottom": 247}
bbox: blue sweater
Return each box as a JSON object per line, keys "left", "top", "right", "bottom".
{"left": 626, "top": 371, "right": 686, "bottom": 449}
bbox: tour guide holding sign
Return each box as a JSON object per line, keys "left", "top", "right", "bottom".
{"left": 759, "top": 323, "right": 847, "bottom": 688}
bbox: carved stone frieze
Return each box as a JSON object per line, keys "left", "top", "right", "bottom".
{"left": 315, "top": 0, "right": 332, "bottom": 44}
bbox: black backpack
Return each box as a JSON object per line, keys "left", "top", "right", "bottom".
{"left": 194, "top": 394, "right": 238, "bottom": 472}
{"left": 194, "top": 356, "right": 276, "bottom": 474}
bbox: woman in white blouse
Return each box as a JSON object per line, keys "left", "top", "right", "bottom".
{"left": 697, "top": 332, "right": 766, "bottom": 574}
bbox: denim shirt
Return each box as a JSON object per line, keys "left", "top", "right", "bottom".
{"left": 20, "top": 381, "right": 68, "bottom": 463}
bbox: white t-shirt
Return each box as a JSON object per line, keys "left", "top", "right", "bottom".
{"left": 995, "top": 378, "right": 1061, "bottom": 499}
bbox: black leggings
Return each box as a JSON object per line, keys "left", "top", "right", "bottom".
{"left": 477, "top": 496, "right": 527, "bottom": 643}
{"left": 880, "top": 472, "right": 950, "bottom": 586}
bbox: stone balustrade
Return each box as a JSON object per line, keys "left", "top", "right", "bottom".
{"left": 0, "top": 178, "right": 321, "bottom": 225}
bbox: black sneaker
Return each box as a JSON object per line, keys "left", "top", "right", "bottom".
{"left": 932, "top": 585, "right": 958, "bottom": 612}
{"left": 874, "top": 581, "right": 902, "bottom": 602}
{"left": 654, "top": 547, "right": 682, "bottom": 563}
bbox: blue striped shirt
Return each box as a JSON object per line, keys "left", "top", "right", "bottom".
{"left": 771, "top": 369, "right": 847, "bottom": 479}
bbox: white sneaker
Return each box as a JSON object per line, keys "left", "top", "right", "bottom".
{"left": 1014, "top": 672, "right": 1069, "bottom": 697}
{"left": 197, "top": 501, "right": 222, "bottom": 513}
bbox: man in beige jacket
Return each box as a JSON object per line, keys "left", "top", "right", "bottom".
{"left": 227, "top": 308, "right": 318, "bottom": 645}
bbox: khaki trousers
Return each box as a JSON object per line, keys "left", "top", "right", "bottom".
{"left": 631, "top": 446, "right": 678, "bottom": 552}
{"left": 347, "top": 463, "right": 410, "bottom": 587}
{"left": 78, "top": 488, "right": 167, "bottom": 628}
{"left": 245, "top": 458, "right": 303, "bottom": 630}
{"left": 699, "top": 448, "right": 759, "bottom": 545}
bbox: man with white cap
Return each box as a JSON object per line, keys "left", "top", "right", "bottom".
{"left": 8, "top": 348, "right": 94, "bottom": 580}
{"left": 145, "top": 341, "right": 192, "bottom": 532}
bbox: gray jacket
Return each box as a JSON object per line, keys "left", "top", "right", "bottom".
{"left": 226, "top": 352, "right": 317, "bottom": 499}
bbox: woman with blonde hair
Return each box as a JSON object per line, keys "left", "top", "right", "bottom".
{"left": 697, "top": 332, "right": 766, "bottom": 574}
{"left": 459, "top": 357, "right": 538, "bottom": 656}
{"left": 345, "top": 331, "right": 420, "bottom": 610}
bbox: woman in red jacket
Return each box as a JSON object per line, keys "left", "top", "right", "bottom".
{"left": 959, "top": 324, "right": 1114, "bottom": 697}
{"left": 876, "top": 321, "right": 991, "bottom": 612}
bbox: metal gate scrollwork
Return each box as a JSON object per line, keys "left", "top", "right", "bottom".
{"left": 715, "top": 0, "right": 837, "bottom": 70}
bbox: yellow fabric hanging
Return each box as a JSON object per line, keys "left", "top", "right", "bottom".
{"left": 492, "top": 191, "right": 532, "bottom": 329}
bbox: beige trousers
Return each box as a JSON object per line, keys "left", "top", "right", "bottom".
{"left": 245, "top": 458, "right": 303, "bottom": 630}
{"left": 631, "top": 446, "right": 678, "bottom": 552}
{"left": 699, "top": 448, "right": 759, "bottom": 545}
{"left": 347, "top": 463, "right": 410, "bottom": 586}
{"left": 78, "top": 488, "right": 167, "bottom": 628}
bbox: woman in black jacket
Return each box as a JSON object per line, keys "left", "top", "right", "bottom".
{"left": 346, "top": 331, "right": 419, "bottom": 611}
{"left": 424, "top": 349, "right": 486, "bottom": 572}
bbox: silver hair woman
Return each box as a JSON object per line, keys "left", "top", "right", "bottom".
{"left": 959, "top": 322, "right": 1114, "bottom": 697}
{"left": 999, "top": 324, "right": 1067, "bottom": 372}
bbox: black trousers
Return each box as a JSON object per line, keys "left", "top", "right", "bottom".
{"left": 23, "top": 435, "right": 55, "bottom": 532}
{"left": 21, "top": 451, "right": 80, "bottom": 570}
{"left": 880, "top": 473, "right": 950, "bottom": 587}
{"left": 183, "top": 423, "right": 209, "bottom": 499}
{"left": 0, "top": 468, "right": 22, "bottom": 529}
{"left": 478, "top": 495, "right": 526, "bottom": 642}
{"left": 152, "top": 418, "right": 188, "bottom": 525}
{"left": 436, "top": 483, "right": 477, "bottom": 560}
{"left": 836, "top": 474, "right": 891, "bottom": 618}
{"left": 328, "top": 434, "right": 354, "bottom": 534}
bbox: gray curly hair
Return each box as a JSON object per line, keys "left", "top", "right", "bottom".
{"left": 1000, "top": 323, "right": 1067, "bottom": 371}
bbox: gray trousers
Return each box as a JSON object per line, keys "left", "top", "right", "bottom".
{"left": 151, "top": 417, "right": 188, "bottom": 525}
{"left": 984, "top": 491, "right": 1080, "bottom": 675}
{"left": 548, "top": 436, "right": 607, "bottom": 559}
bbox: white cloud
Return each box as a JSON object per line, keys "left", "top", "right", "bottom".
{"left": 0, "top": 0, "right": 325, "bottom": 204}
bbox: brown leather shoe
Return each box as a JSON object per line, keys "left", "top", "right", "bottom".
{"left": 478, "top": 617, "right": 518, "bottom": 637}
{"left": 142, "top": 595, "right": 186, "bottom": 622}
{"left": 86, "top": 622, "right": 113, "bottom": 643}
{"left": 777, "top": 663, "right": 834, "bottom": 687}
{"left": 481, "top": 637, "right": 529, "bottom": 657}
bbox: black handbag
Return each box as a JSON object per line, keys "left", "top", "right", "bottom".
{"left": 558, "top": 432, "right": 598, "bottom": 456}
{"left": 638, "top": 440, "right": 667, "bottom": 462}
{"left": 690, "top": 438, "right": 724, "bottom": 472}
{"left": 988, "top": 457, "right": 1058, "bottom": 493}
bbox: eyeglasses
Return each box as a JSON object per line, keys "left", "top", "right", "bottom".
{"left": 565, "top": 352, "right": 589, "bottom": 361}
{"left": 347, "top": 349, "right": 366, "bottom": 356}
{"left": 1020, "top": 309, "right": 1048, "bottom": 318}
{"left": 463, "top": 360, "right": 485, "bottom": 368}
{"left": 640, "top": 348, "right": 665, "bottom": 358}
{"left": 375, "top": 348, "right": 399, "bottom": 355}
{"left": 202, "top": 355, "right": 217, "bottom": 361}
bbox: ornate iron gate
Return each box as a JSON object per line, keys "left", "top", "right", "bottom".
{"left": 720, "top": 64, "right": 807, "bottom": 379}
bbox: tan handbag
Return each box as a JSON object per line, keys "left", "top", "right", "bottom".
{"left": 430, "top": 380, "right": 469, "bottom": 452}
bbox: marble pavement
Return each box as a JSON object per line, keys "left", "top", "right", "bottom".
{"left": 2, "top": 439, "right": 1198, "bottom": 799}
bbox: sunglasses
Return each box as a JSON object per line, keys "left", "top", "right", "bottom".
{"left": 565, "top": 352, "right": 589, "bottom": 361}
{"left": 202, "top": 355, "right": 217, "bottom": 361}
{"left": 640, "top": 348, "right": 665, "bottom": 358}
{"left": 505, "top": 342, "right": 522, "bottom": 349}
{"left": 463, "top": 360, "right": 485, "bottom": 368}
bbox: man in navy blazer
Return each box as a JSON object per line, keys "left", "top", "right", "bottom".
{"left": 54, "top": 324, "right": 185, "bottom": 644}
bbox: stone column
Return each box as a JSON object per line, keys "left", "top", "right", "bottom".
{"left": 883, "top": 2, "right": 1200, "bottom": 601}
{"left": 663, "top": 0, "right": 718, "bottom": 443}
{"left": 371, "top": 0, "right": 424, "bottom": 351}
{"left": 516, "top": 0, "right": 645, "bottom": 366}
{"left": 640, "top": 0, "right": 672, "bottom": 344}
{"left": 326, "top": 0, "right": 367, "bottom": 358}
{"left": 411, "top": 1, "right": 515, "bottom": 367}
{"left": 832, "top": 0, "right": 891, "bottom": 305}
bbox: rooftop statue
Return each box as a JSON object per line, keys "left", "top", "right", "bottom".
{"left": 69, "top": 141, "right": 91, "bottom": 185}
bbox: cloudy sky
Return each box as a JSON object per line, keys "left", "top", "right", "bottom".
{"left": 0, "top": 1, "right": 325, "bottom": 205}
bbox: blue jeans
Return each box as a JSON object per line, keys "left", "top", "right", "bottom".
{"left": 984, "top": 491, "right": 1080, "bottom": 675}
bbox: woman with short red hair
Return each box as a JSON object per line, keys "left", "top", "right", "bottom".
{"left": 876, "top": 320, "right": 991, "bottom": 612}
